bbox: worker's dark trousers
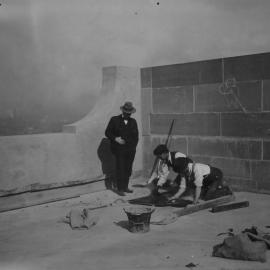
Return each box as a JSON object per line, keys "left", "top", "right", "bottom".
{"left": 203, "top": 167, "right": 223, "bottom": 187}
{"left": 113, "top": 149, "right": 136, "bottom": 191}
{"left": 201, "top": 167, "right": 226, "bottom": 199}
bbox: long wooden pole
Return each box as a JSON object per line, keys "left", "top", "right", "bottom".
{"left": 149, "top": 119, "right": 175, "bottom": 177}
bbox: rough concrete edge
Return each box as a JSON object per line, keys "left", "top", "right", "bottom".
{"left": 0, "top": 170, "right": 143, "bottom": 197}
{"left": 0, "top": 175, "right": 106, "bottom": 197}
{"left": 0, "top": 181, "right": 106, "bottom": 214}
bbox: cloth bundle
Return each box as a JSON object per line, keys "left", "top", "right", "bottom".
{"left": 67, "top": 208, "right": 99, "bottom": 230}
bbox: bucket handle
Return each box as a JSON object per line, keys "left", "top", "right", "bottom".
{"left": 123, "top": 208, "right": 155, "bottom": 214}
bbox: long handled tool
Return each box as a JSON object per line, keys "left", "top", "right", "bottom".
{"left": 149, "top": 119, "right": 175, "bottom": 177}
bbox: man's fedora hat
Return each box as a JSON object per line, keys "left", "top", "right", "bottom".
{"left": 120, "top": 101, "right": 136, "bottom": 114}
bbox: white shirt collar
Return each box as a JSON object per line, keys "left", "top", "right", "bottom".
{"left": 168, "top": 152, "right": 172, "bottom": 163}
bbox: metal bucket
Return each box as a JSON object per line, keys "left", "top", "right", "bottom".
{"left": 123, "top": 206, "right": 155, "bottom": 233}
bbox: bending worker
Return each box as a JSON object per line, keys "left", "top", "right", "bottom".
{"left": 147, "top": 144, "right": 191, "bottom": 195}
{"left": 151, "top": 144, "right": 230, "bottom": 204}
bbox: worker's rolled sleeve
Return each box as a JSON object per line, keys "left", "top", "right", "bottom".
{"left": 193, "top": 163, "right": 210, "bottom": 187}
{"left": 157, "top": 173, "right": 170, "bottom": 186}
{"left": 179, "top": 177, "right": 186, "bottom": 189}
{"left": 157, "top": 163, "right": 170, "bottom": 186}
{"left": 148, "top": 172, "right": 157, "bottom": 184}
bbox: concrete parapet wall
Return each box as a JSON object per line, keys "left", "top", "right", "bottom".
{"left": 0, "top": 134, "right": 88, "bottom": 191}
{"left": 0, "top": 66, "right": 142, "bottom": 194}
{"left": 141, "top": 52, "right": 270, "bottom": 193}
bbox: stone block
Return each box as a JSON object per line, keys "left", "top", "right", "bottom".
{"left": 152, "top": 63, "right": 199, "bottom": 88}
{"left": 168, "top": 136, "right": 188, "bottom": 154}
{"left": 225, "top": 177, "right": 257, "bottom": 192}
{"left": 188, "top": 155, "right": 212, "bottom": 165}
{"left": 262, "top": 53, "right": 270, "bottom": 79}
{"left": 142, "top": 135, "right": 166, "bottom": 176}
{"left": 141, "top": 68, "right": 152, "bottom": 88}
{"left": 221, "top": 112, "right": 270, "bottom": 138}
{"left": 263, "top": 80, "right": 270, "bottom": 111}
{"left": 251, "top": 160, "right": 270, "bottom": 193}
{"left": 150, "top": 113, "right": 220, "bottom": 136}
{"left": 152, "top": 59, "right": 222, "bottom": 88}
{"left": 252, "top": 160, "right": 270, "bottom": 182}
{"left": 195, "top": 81, "right": 261, "bottom": 113}
{"left": 152, "top": 86, "right": 193, "bottom": 113}
{"left": 212, "top": 157, "right": 251, "bottom": 179}
{"left": 144, "top": 135, "right": 166, "bottom": 155}
{"left": 195, "top": 83, "right": 227, "bottom": 112}
{"left": 141, "top": 88, "right": 152, "bottom": 135}
{"left": 235, "top": 81, "right": 262, "bottom": 112}
{"left": 263, "top": 140, "right": 270, "bottom": 160}
{"left": 198, "top": 59, "right": 223, "bottom": 84}
{"left": 188, "top": 137, "right": 261, "bottom": 160}
{"left": 257, "top": 181, "right": 270, "bottom": 193}
{"left": 224, "top": 53, "right": 264, "bottom": 81}
{"left": 190, "top": 155, "right": 251, "bottom": 178}
{"left": 142, "top": 135, "right": 153, "bottom": 176}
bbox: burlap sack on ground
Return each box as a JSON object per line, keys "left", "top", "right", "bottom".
{"left": 213, "top": 233, "right": 267, "bottom": 262}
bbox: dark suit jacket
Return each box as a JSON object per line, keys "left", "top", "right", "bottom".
{"left": 105, "top": 114, "right": 139, "bottom": 153}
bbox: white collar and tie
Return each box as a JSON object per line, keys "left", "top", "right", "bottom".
{"left": 122, "top": 115, "right": 129, "bottom": 125}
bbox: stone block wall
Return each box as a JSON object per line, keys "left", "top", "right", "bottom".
{"left": 141, "top": 52, "right": 270, "bottom": 193}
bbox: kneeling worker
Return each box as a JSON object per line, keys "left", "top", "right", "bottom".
{"left": 169, "top": 159, "right": 231, "bottom": 204}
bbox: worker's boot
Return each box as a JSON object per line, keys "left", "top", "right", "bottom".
{"left": 151, "top": 186, "right": 160, "bottom": 197}
{"left": 204, "top": 180, "right": 232, "bottom": 200}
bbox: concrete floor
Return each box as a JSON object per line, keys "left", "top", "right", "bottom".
{"left": 0, "top": 178, "right": 270, "bottom": 270}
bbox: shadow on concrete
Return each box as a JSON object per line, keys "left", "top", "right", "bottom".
{"left": 114, "top": 220, "right": 130, "bottom": 231}
{"left": 132, "top": 184, "right": 148, "bottom": 188}
{"left": 97, "top": 138, "right": 116, "bottom": 190}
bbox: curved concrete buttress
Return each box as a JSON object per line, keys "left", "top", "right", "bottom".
{"left": 0, "top": 66, "right": 142, "bottom": 194}
{"left": 63, "top": 66, "right": 142, "bottom": 178}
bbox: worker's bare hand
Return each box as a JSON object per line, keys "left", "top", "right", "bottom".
{"left": 184, "top": 200, "right": 198, "bottom": 208}
{"left": 115, "top": 137, "right": 125, "bottom": 144}
{"left": 192, "top": 199, "right": 203, "bottom": 205}
{"left": 168, "top": 196, "right": 178, "bottom": 201}
{"left": 146, "top": 178, "right": 152, "bottom": 185}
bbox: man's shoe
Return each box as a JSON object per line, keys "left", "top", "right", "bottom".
{"left": 124, "top": 188, "right": 133, "bottom": 193}
{"left": 115, "top": 190, "right": 125, "bottom": 196}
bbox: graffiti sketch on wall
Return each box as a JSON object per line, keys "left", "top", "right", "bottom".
{"left": 218, "top": 78, "right": 247, "bottom": 113}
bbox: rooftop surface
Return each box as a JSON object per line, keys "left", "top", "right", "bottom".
{"left": 0, "top": 178, "right": 269, "bottom": 270}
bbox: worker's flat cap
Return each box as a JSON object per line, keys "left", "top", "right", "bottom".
{"left": 153, "top": 144, "right": 169, "bottom": 156}
{"left": 174, "top": 157, "right": 193, "bottom": 173}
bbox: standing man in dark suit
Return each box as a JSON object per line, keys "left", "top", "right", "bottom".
{"left": 105, "top": 101, "right": 139, "bottom": 196}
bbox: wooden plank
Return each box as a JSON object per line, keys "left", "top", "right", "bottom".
{"left": 211, "top": 201, "right": 249, "bottom": 213}
{"left": 173, "top": 195, "right": 235, "bottom": 217}
{"left": 0, "top": 180, "right": 105, "bottom": 213}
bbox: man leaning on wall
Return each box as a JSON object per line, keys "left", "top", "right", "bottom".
{"left": 105, "top": 101, "right": 139, "bottom": 196}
